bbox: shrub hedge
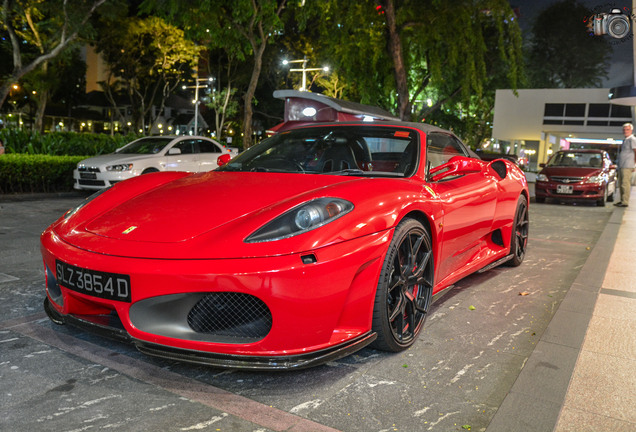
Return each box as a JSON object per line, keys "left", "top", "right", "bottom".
{"left": 0, "top": 154, "right": 87, "bottom": 194}
{"left": 0, "top": 129, "right": 138, "bottom": 156}
{"left": 0, "top": 130, "right": 142, "bottom": 194}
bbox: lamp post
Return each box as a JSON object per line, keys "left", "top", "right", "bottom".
{"left": 282, "top": 57, "right": 330, "bottom": 91}
{"left": 183, "top": 77, "right": 214, "bottom": 135}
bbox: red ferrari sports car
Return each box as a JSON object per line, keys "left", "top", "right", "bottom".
{"left": 41, "top": 122, "right": 529, "bottom": 370}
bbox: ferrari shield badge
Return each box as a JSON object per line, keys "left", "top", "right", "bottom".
{"left": 122, "top": 226, "right": 138, "bottom": 235}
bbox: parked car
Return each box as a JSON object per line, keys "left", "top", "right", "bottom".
{"left": 535, "top": 149, "right": 616, "bottom": 206}
{"left": 73, "top": 136, "right": 238, "bottom": 190}
{"left": 43, "top": 122, "right": 528, "bottom": 370}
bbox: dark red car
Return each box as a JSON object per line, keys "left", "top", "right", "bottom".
{"left": 535, "top": 149, "right": 617, "bottom": 206}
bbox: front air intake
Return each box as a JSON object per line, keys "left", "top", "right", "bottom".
{"left": 187, "top": 292, "right": 272, "bottom": 340}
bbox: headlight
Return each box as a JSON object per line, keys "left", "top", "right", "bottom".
{"left": 64, "top": 187, "right": 110, "bottom": 220}
{"left": 585, "top": 175, "right": 603, "bottom": 184}
{"left": 245, "top": 198, "right": 354, "bottom": 242}
{"left": 106, "top": 163, "right": 133, "bottom": 172}
{"left": 536, "top": 173, "right": 548, "bottom": 182}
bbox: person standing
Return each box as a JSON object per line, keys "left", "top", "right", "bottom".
{"left": 615, "top": 123, "right": 636, "bottom": 207}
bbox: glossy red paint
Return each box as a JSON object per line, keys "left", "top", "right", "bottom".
{"left": 41, "top": 121, "right": 528, "bottom": 369}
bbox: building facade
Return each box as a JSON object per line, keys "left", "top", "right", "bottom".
{"left": 492, "top": 88, "right": 634, "bottom": 170}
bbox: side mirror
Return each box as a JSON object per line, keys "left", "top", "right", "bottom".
{"left": 429, "top": 156, "right": 483, "bottom": 182}
{"left": 610, "top": 164, "right": 617, "bottom": 170}
{"left": 168, "top": 147, "right": 181, "bottom": 155}
{"left": 539, "top": 163, "right": 546, "bottom": 168}
{"left": 217, "top": 153, "right": 232, "bottom": 167}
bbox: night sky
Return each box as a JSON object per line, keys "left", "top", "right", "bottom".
{"left": 510, "top": 0, "right": 633, "bottom": 87}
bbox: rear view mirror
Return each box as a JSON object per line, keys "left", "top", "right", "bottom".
{"left": 429, "top": 156, "right": 483, "bottom": 182}
{"left": 217, "top": 154, "right": 232, "bottom": 167}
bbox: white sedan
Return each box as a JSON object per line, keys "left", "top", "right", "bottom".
{"left": 74, "top": 136, "right": 238, "bottom": 190}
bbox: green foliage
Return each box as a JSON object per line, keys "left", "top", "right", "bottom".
{"left": 527, "top": 0, "right": 611, "bottom": 88}
{"left": 0, "top": 154, "right": 86, "bottom": 193}
{"left": 0, "top": 129, "right": 137, "bottom": 156}
{"left": 95, "top": 15, "right": 201, "bottom": 130}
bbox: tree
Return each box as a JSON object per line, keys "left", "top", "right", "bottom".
{"left": 304, "top": 0, "right": 523, "bottom": 123}
{"left": 95, "top": 16, "right": 201, "bottom": 132}
{"left": 0, "top": 0, "right": 108, "bottom": 110}
{"left": 141, "top": 0, "right": 287, "bottom": 148}
{"left": 527, "top": 0, "right": 611, "bottom": 88}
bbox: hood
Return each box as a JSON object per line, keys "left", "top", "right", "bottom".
{"left": 83, "top": 172, "right": 359, "bottom": 243}
{"left": 78, "top": 153, "right": 156, "bottom": 168}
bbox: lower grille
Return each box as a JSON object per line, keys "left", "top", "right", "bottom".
{"left": 79, "top": 179, "right": 106, "bottom": 186}
{"left": 187, "top": 292, "right": 272, "bottom": 340}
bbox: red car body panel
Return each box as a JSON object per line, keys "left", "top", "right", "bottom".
{"left": 41, "top": 122, "right": 528, "bottom": 369}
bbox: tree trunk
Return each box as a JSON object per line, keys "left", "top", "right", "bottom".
{"left": 382, "top": 0, "right": 411, "bottom": 120}
{"left": 242, "top": 42, "right": 267, "bottom": 149}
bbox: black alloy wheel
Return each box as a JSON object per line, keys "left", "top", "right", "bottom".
{"left": 371, "top": 218, "right": 434, "bottom": 352}
{"left": 506, "top": 195, "right": 529, "bottom": 267}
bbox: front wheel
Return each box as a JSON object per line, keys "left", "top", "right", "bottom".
{"left": 142, "top": 168, "right": 159, "bottom": 174}
{"left": 596, "top": 187, "right": 607, "bottom": 207}
{"left": 371, "top": 219, "right": 434, "bottom": 352}
{"left": 506, "top": 195, "right": 529, "bottom": 267}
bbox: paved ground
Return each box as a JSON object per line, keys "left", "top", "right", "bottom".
{"left": 0, "top": 193, "right": 617, "bottom": 431}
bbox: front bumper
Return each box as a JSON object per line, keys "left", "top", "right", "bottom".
{"left": 73, "top": 169, "right": 136, "bottom": 190}
{"left": 44, "top": 297, "right": 376, "bottom": 370}
{"left": 41, "top": 228, "right": 390, "bottom": 369}
{"left": 535, "top": 181, "right": 604, "bottom": 200}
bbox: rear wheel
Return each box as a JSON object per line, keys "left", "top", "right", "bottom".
{"left": 371, "top": 219, "right": 434, "bottom": 352}
{"left": 506, "top": 195, "right": 529, "bottom": 267}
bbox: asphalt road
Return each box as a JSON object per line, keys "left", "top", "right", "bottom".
{"left": 0, "top": 194, "right": 613, "bottom": 432}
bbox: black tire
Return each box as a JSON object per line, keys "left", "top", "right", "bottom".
{"left": 506, "top": 195, "right": 529, "bottom": 267}
{"left": 607, "top": 184, "right": 615, "bottom": 202}
{"left": 535, "top": 196, "right": 545, "bottom": 204}
{"left": 142, "top": 168, "right": 159, "bottom": 174}
{"left": 371, "top": 218, "right": 434, "bottom": 352}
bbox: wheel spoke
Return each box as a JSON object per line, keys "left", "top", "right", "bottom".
{"left": 388, "top": 292, "right": 405, "bottom": 322}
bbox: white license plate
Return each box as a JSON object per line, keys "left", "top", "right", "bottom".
{"left": 556, "top": 185, "right": 574, "bottom": 194}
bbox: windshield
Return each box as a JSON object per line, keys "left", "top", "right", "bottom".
{"left": 116, "top": 137, "right": 173, "bottom": 155}
{"left": 547, "top": 152, "right": 604, "bottom": 168}
{"left": 217, "top": 126, "right": 418, "bottom": 176}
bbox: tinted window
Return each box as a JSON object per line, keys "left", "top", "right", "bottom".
{"left": 565, "top": 104, "right": 585, "bottom": 117}
{"left": 544, "top": 104, "right": 564, "bottom": 116}
{"left": 426, "top": 133, "right": 468, "bottom": 170}
{"left": 217, "top": 126, "right": 419, "bottom": 177}
{"left": 172, "top": 140, "right": 195, "bottom": 154}
{"left": 199, "top": 140, "right": 223, "bottom": 153}
{"left": 588, "top": 104, "right": 610, "bottom": 117}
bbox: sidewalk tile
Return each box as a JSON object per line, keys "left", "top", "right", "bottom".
{"left": 555, "top": 407, "right": 636, "bottom": 432}
{"left": 562, "top": 350, "right": 636, "bottom": 424}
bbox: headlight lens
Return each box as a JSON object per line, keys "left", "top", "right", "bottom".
{"left": 585, "top": 175, "right": 602, "bottom": 183}
{"left": 64, "top": 187, "right": 110, "bottom": 220}
{"left": 536, "top": 173, "right": 548, "bottom": 182}
{"left": 106, "top": 163, "right": 133, "bottom": 172}
{"left": 246, "top": 198, "right": 354, "bottom": 242}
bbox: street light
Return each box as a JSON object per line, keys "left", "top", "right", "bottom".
{"left": 282, "top": 57, "right": 330, "bottom": 91}
{"left": 182, "top": 76, "right": 214, "bottom": 135}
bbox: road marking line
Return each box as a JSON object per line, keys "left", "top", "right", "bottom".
{"left": 9, "top": 318, "right": 341, "bottom": 432}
